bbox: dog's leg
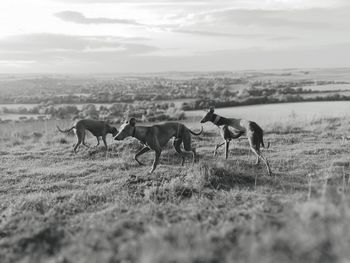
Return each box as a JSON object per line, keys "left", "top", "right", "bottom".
{"left": 183, "top": 133, "right": 197, "bottom": 164}
{"left": 248, "top": 133, "right": 259, "bottom": 164}
{"left": 191, "top": 147, "right": 196, "bottom": 164}
{"left": 173, "top": 138, "right": 186, "bottom": 166}
{"left": 259, "top": 152, "right": 271, "bottom": 176}
{"left": 94, "top": 137, "right": 100, "bottom": 147}
{"left": 74, "top": 130, "right": 85, "bottom": 153}
{"left": 255, "top": 155, "right": 260, "bottom": 165}
{"left": 225, "top": 140, "right": 230, "bottom": 159}
{"left": 251, "top": 147, "right": 271, "bottom": 176}
{"left": 102, "top": 136, "right": 108, "bottom": 151}
{"left": 82, "top": 140, "right": 89, "bottom": 148}
{"left": 81, "top": 130, "right": 90, "bottom": 148}
{"left": 250, "top": 146, "right": 260, "bottom": 164}
{"left": 150, "top": 150, "right": 161, "bottom": 173}
{"left": 214, "top": 142, "right": 225, "bottom": 156}
{"left": 254, "top": 144, "right": 260, "bottom": 165}
{"left": 73, "top": 141, "right": 81, "bottom": 153}
{"left": 248, "top": 132, "right": 271, "bottom": 175}
{"left": 134, "top": 146, "right": 150, "bottom": 165}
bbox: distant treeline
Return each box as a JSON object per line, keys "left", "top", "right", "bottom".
{"left": 0, "top": 102, "right": 185, "bottom": 123}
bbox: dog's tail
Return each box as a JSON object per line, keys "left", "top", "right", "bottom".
{"left": 190, "top": 126, "right": 204, "bottom": 136}
{"left": 57, "top": 125, "right": 75, "bottom": 133}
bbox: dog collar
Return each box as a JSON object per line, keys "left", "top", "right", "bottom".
{"left": 132, "top": 126, "right": 136, "bottom": 137}
{"left": 213, "top": 115, "right": 221, "bottom": 125}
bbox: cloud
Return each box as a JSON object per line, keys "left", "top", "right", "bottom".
{"left": 53, "top": 0, "right": 220, "bottom": 3}
{"left": 0, "top": 33, "right": 158, "bottom": 54}
{"left": 173, "top": 29, "right": 299, "bottom": 42}
{"left": 0, "top": 60, "right": 36, "bottom": 66}
{"left": 188, "top": 43, "right": 350, "bottom": 70}
{"left": 193, "top": 9, "right": 335, "bottom": 29}
{"left": 1, "top": 41, "right": 350, "bottom": 73}
{"left": 268, "top": 36, "right": 299, "bottom": 41}
{"left": 156, "top": 6, "right": 346, "bottom": 45}
{"left": 51, "top": 0, "right": 349, "bottom": 9}
{"left": 173, "top": 29, "right": 273, "bottom": 39}
{"left": 55, "top": 11, "right": 142, "bottom": 25}
{"left": 0, "top": 33, "right": 161, "bottom": 73}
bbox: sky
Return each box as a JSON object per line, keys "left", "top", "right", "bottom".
{"left": 0, "top": 0, "right": 349, "bottom": 73}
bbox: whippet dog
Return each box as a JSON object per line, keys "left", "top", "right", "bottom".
{"left": 200, "top": 107, "right": 271, "bottom": 176}
{"left": 114, "top": 118, "right": 203, "bottom": 173}
{"left": 57, "top": 119, "right": 118, "bottom": 153}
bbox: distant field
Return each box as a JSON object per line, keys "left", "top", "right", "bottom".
{"left": 0, "top": 114, "right": 49, "bottom": 121}
{"left": 301, "top": 91, "right": 350, "bottom": 98}
{"left": 302, "top": 83, "right": 350, "bottom": 91}
{"left": 0, "top": 103, "right": 39, "bottom": 110}
{"left": 187, "top": 101, "right": 350, "bottom": 126}
{"left": 246, "top": 68, "right": 350, "bottom": 82}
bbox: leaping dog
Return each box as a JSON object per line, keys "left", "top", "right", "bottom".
{"left": 114, "top": 118, "right": 203, "bottom": 173}
{"left": 200, "top": 107, "right": 271, "bottom": 176}
{"left": 57, "top": 119, "right": 118, "bottom": 153}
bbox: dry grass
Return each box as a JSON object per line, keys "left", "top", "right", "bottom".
{"left": 1, "top": 117, "right": 350, "bottom": 263}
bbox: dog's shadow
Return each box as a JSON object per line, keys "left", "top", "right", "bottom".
{"left": 230, "top": 147, "right": 252, "bottom": 156}
{"left": 124, "top": 148, "right": 195, "bottom": 166}
{"left": 199, "top": 159, "right": 274, "bottom": 191}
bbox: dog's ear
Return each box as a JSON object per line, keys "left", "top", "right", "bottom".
{"left": 209, "top": 106, "right": 215, "bottom": 113}
{"left": 129, "top": 118, "right": 136, "bottom": 127}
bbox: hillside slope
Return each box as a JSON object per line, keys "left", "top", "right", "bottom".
{"left": 1, "top": 117, "right": 350, "bottom": 263}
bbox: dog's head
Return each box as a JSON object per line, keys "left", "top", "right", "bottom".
{"left": 200, "top": 106, "right": 215, "bottom": 123}
{"left": 114, "top": 118, "right": 136, "bottom": 140}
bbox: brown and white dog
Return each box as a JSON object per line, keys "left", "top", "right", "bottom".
{"left": 200, "top": 107, "right": 271, "bottom": 175}
{"left": 57, "top": 119, "right": 118, "bottom": 153}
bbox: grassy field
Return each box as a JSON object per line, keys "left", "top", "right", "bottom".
{"left": 1, "top": 117, "right": 350, "bottom": 263}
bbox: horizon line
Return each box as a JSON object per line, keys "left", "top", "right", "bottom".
{"left": 1, "top": 66, "right": 350, "bottom": 76}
